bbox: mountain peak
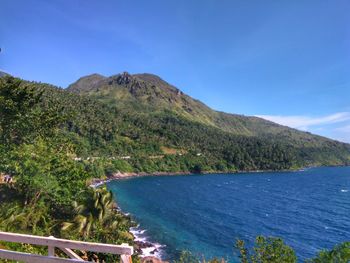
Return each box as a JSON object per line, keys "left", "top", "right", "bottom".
{"left": 68, "top": 71, "right": 181, "bottom": 95}
{"left": 115, "top": 71, "right": 132, "bottom": 85}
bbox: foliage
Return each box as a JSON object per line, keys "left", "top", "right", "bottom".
{"left": 66, "top": 72, "right": 350, "bottom": 169}
{"left": 0, "top": 76, "right": 63, "bottom": 146}
{"left": 0, "top": 201, "right": 52, "bottom": 235}
{"left": 1, "top": 75, "right": 347, "bottom": 176}
{"left": 307, "top": 242, "right": 350, "bottom": 263}
{"left": 174, "top": 250, "right": 227, "bottom": 263}
{"left": 7, "top": 139, "right": 89, "bottom": 213}
{"left": 174, "top": 251, "right": 200, "bottom": 263}
{"left": 235, "top": 236, "right": 297, "bottom": 263}
{"left": 62, "top": 187, "right": 132, "bottom": 241}
{"left": 54, "top": 74, "right": 350, "bottom": 172}
{"left": 0, "top": 76, "right": 136, "bottom": 261}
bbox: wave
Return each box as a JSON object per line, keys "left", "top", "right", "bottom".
{"left": 130, "top": 225, "right": 166, "bottom": 259}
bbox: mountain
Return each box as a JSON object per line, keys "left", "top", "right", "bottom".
{"left": 68, "top": 72, "right": 219, "bottom": 127}
{"left": 0, "top": 71, "right": 10, "bottom": 78}
{"left": 68, "top": 72, "right": 264, "bottom": 135}
{"left": 3, "top": 73, "right": 349, "bottom": 174}
{"left": 67, "top": 72, "right": 348, "bottom": 149}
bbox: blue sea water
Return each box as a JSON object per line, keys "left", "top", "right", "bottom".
{"left": 107, "top": 167, "right": 350, "bottom": 262}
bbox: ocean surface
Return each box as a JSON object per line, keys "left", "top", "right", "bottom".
{"left": 107, "top": 167, "right": 350, "bottom": 262}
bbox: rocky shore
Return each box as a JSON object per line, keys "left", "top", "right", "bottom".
{"left": 134, "top": 240, "right": 161, "bottom": 257}
{"left": 130, "top": 225, "right": 166, "bottom": 261}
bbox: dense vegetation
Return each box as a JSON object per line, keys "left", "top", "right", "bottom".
{"left": 0, "top": 75, "right": 349, "bottom": 262}
{"left": 0, "top": 77, "right": 136, "bottom": 262}
{"left": 7, "top": 72, "right": 349, "bottom": 178}
{"left": 66, "top": 71, "right": 350, "bottom": 171}
{"left": 65, "top": 72, "right": 350, "bottom": 172}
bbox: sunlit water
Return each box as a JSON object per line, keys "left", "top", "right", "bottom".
{"left": 107, "top": 167, "right": 350, "bottom": 262}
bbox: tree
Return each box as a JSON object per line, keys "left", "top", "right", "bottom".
{"left": 62, "top": 188, "right": 130, "bottom": 241}
{"left": 8, "top": 139, "right": 88, "bottom": 210}
{"left": 235, "top": 236, "right": 297, "bottom": 263}
{"left": 0, "top": 202, "right": 51, "bottom": 235}
{"left": 191, "top": 164, "right": 203, "bottom": 174}
{"left": 0, "top": 77, "right": 63, "bottom": 146}
{"left": 307, "top": 242, "right": 350, "bottom": 263}
{"left": 174, "top": 251, "right": 200, "bottom": 263}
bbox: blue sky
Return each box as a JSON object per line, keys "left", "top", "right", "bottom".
{"left": 1, "top": 0, "right": 349, "bottom": 142}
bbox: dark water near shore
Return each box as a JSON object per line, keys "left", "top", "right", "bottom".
{"left": 107, "top": 167, "right": 350, "bottom": 262}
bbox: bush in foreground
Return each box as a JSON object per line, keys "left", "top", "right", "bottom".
{"left": 236, "top": 236, "right": 297, "bottom": 263}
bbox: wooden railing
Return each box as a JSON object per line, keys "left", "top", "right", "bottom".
{"left": 0, "top": 231, "right": 133, "bottom": 262}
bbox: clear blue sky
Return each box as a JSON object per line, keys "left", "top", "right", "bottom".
{"left": 1, "top": 0, "right": 350, "bottom": 142}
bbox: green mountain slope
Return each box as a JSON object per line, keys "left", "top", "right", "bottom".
{"left": 67, "top": 72, "right": 349, "bottom": 149}
{"left": 68, "top": 72, "right": 219, "bottom": 127}
{"left": 3, "top": 74, "right": 349, "bottom": 174}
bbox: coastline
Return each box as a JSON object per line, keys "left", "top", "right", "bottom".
{"left": 89, "top": 171, "right": 192, "bottom": 188}
{"left": 115, "top": 204, "right": 167, "bottom": 260}
{"left": 89, "top": 167, "right": 308, "bottom": 188}
{"left": 90, "top": 164, "right": 350, "bottom": 187}
{"left": 130, "top": 225, "right": 166, "bottom": 259}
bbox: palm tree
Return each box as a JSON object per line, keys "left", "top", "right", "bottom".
{"left": 62, "top": 188, "right": 122, "bottom": 238}
{"left": 0, "top": 202, "right": 52, "bottom": 234}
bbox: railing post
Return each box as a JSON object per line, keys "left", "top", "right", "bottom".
{"left": 120, "top": 243, "right": 132, "bottom": 263}
{"left": 120, "top": 254, "right": 132, "bottom": 263}
{"left": 48, "top": 236, "right": 55, "bottom": 257}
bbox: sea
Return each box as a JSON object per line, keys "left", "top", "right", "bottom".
{"left": 107, "top": 166, "right": 350, "bottom": 262}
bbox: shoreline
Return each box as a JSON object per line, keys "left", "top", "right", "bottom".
{"left": 130, "top": 225, "right": 166, "bottom": 259}
{"left": 90, "top": 171, "right": 191, "bottom": 187}
{"left": 115, "top": 206, "right": 167, "bottom": 260}
{"left": 89, "top": 165, "right": 350, "bottom": 188}
{"left": 89, "top": 167, "right": 307, "bottom": 188}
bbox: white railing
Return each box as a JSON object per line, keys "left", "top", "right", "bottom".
{"left": 0, "top": 231, "right": 133, "bottom": 262}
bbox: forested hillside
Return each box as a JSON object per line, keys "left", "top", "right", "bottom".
{"left": 0, "top": 77, "right": 136, "bottom": 262}
{"left": 67, "top": 72, "right": 345, "bottom": 148}
{"left": 2, "top": 72, "right": 347, "bottom": 175}
{"left": 67, "top": 72, "right": 350, "bottom": 172}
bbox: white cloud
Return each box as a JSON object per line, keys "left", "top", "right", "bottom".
{"left": 332, "top": 125, "right": 350, "bottom": 143}
{"left": 256, "top": 112, "right": 350, "bottom": 130}
{"left": 255, "top": 112, "right": 350, "bottom": 143}
{"left": 336, "top": 124, "right": 350, "bottom": 133}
